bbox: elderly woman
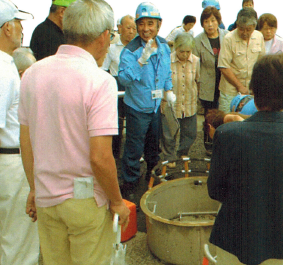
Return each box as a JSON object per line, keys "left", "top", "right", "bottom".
{"left": 193, "top": 6, "right": 228, "bottom": 153}
{"left": 161, "top": 33, "right": 200, "bottom": 167}
{"left": 258, "top": 13, "right": 283, "bottom": 54}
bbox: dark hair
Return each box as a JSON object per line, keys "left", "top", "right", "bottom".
{"left": 236, "top": 7, "right": 257, "bottom": 27}
{"left": 50, "top": 4, "right": 61, "bottom": 13}
{"left": 183, "top": 15, "right": 196, "bottom": 25}
{"left": 242, "top": 0, "right": 254, "bottom": 5}
{"left": 204, "top": 109, "right": 226, "bottom": 134}
{"left": 200, "top": 6, "right": 222, "bottom": 27}
{"left": 258, "top": 13, "right": 277, "bottom": 30}
{"left": 250, "top": 54, "right": 283, "bottom": 111}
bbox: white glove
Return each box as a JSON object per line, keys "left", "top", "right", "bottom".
{"left": 166, "top": 90, "right": 176, "bottom": 106}
{"left": 138, "top": 39, "right": 157, "bottom": 65}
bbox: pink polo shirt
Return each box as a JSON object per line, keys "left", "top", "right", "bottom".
{"left": 18, "top": 45, "right": 118, "bottom": 207}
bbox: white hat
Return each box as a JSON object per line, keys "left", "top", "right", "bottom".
{"left": 0, "top": 0, "right": 33, "bottom": 28}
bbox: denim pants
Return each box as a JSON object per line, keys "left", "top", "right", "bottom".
{"left": 121, "top": 105, "right": 160, "bottom": 183}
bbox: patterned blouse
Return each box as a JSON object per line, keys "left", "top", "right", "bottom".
{"left": 170, "top": 51, "right": 200, "bottom": 118}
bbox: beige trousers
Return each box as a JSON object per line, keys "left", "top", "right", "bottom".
{"left": 0, "top": 154, "right": 39, "bottom": 265}
{"left": 37, "top": 198, "right": 115, "bottom": 265}
{"left": 217, "top": 247, "right": 283, "bottom": 265}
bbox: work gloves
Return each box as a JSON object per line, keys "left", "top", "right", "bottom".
{"left": 138, "top": 39, "right": 157, "bottom": 65}
{"left": 166, "top": 90, "right": 176, "bottom": 106}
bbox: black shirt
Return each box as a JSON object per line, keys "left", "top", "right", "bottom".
{"left": 30, "top": 18, "right": 65, "bottom": 61}
{"left": 208, "top": 36, "right": 221, "bottom": 99}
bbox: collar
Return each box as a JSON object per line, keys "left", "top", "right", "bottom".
{"left": 234, "top": 28, "right": 257, "bottom": 42}
{"left": 245, "top": 111, "right": 283, "bottom": 123}
{"left": 56, "top": 45, "right": 97, "bottom": 66}
{"left": 116, "top": 38, "right": 125, "bottom": 47}
{"left": 171, "top": 51, "right": 193, "bottom": 64}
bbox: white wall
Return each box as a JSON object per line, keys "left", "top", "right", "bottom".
{"left": 13, "top": 0, "right": 283, "bottom": 46}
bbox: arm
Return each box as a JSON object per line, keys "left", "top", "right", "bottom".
{"left": 20, "top": 124, "right": 37, "bottom": 222}
{"left": 207, "top": 128, "right": 229, "bottom": 202}
{"left": 220, "top": 68, "right": 249, "bottom": 94}
{"left": 89, "top": 135, "right": 130, "bottom": 227}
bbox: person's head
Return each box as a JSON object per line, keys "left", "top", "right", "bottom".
{"left": 135, "top": 2, "right": 162, "bottom": 43}
{"left": 250, "top": 54, "right": 283, "bottom": 111}
{"left": 202, "top": 0, "right": 220, "bottom": 10}
{"left": 0, "top": 0, "right": 33, "bottom": 55}
{"left": 174, "top": 33, "right": 195, "bottom": 62}
{"left": 236, "top": 8, "right": 257, "bottom": 41}
{"left": 63, "top": 0, "right": 114, "bottom": 61}
{"left": 258, "top": 13, "right": 277, "bottom": 41}
{"left": 204, "top": 109, "right": 226, "bottom": 139}
{"left": 118, "top": 15, "right": 136, "bottom": 45}
{"left": 242, "top": 0, "right": 254, "bottom": 8}
{"left": 12, "top": 47, "right": 36, "bottom": 77}
{"left": 182, "top": 15, "right": 196, "bottom": 32}
{"left": 201, "top": 6, "right": 221, "bottom": 37}
{"left": 49, "top": 0, "right": 76, "bottom": 29}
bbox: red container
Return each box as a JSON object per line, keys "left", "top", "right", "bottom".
{"left": 121, "top": 199, "right": 137, "bottom": 242}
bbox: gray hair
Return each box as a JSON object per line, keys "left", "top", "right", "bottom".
{"left": 174, "top": 32, "right": 195, "bottom": 50}
{"left": 12, "top": 47, "right": 36, "bottom": 73}
{"left": 63, "top": 0, "right": 114, "bottom": 45}
{"left": 236, "top": 7, "right": 257, "bottom": 27}
{"left": 120, "top": 15, "right": 135, "bottom": 25}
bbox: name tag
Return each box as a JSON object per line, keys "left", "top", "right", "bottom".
{"left": 151, "top": 89, "right": 163, "bottom": 100}
{"left": 74, "top": 177, "right": 94, "bottom": 199}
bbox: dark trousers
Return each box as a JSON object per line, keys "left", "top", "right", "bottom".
{"left": 121, "top": 105, "right": 160, "bottom": 183}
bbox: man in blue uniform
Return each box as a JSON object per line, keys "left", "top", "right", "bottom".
{"left": 118, "top": 2, "right": 176, "bottom": 198}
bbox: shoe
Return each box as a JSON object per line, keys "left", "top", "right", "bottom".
{"left": 167, "top": 162, "right": 176, "bottom": 168}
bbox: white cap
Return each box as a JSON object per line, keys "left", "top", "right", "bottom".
{"left": 0, "top": 0, "right": 33, "bottom": 28}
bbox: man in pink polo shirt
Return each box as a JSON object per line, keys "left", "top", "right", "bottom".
{"left": 19, "top": 0, "right": 130, "bottom": 264}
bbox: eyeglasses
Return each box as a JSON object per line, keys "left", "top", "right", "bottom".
{"left": 109, "top": 29, "right": 115, "bottom": 41}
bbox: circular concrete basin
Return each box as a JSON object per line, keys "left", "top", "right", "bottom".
{"left": 140, "top": 177, "right": 220, "bottom": 265}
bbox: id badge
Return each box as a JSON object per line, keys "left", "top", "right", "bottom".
{"left": 73, "top": 177, "right": 94, "bottom": 199}
{"left": 151, "top": 89, "right": 163, "bottom": 100}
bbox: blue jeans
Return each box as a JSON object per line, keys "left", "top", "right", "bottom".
{"left": 121, "top": 105, "right": 160, "bottom": 183}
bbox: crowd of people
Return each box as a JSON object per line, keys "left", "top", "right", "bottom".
{"left": 1, "top": 0, "right": 283, "bottom": 264}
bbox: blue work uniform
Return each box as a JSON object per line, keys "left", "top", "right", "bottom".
{"left": 118, "top": 35, "right": 172, "bottom": 183}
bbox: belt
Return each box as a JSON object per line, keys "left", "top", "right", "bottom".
{"left": 0, "top": 148, "right": 20, "bottom": 154}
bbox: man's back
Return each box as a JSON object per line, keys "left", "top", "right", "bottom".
{"left": 19, "top": 45, "right": 118, "bottom": 208}
{"left": 208, "top": 111, "right": 283, "bottom": 264}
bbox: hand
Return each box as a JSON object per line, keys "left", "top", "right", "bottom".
{"left": 26, "top": 190, "right": 37, "bottom": 222}
{"left": 110, "top": 200, "right": 130, "bottom": 230}
{"left": 166, "top": 90, "right": 176, "bottom": 106}
{"left": 237, "top": 86, "right": 249, "bottom": 95}
{"left": 138, "top": 39, "right": 157, "bottom": 65}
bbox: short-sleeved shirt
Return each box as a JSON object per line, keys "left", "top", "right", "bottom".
{"left": 170, "top": 51, "right": 200, "bottom": 118}
{"left": 101, "top": 39, "right": 124, "bottom": 77}
{"left": 18, "top": 45, "right": 118, "bottom": 208}
{"left": 0, "top": 50, "right": 20, "bottom": 148}
{"left": 218, "top": 29, "right": 265, "bottom": 96}
{"left": 30, "top": 18, "right": 65, "bottom": 60}
{"left": 166, "top": 26, "right": 194, "bottom": 42}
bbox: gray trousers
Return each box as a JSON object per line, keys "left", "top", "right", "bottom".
{"left": 161, "top": 114, "right": 197, "bottom": 161}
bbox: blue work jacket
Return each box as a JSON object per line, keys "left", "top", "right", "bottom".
{"left": 118, "top": 36, "right": 173, "bottom": 113}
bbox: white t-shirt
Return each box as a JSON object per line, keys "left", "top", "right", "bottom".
{"left": 0, "top": 50, "right": 20, "bottom": 148}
